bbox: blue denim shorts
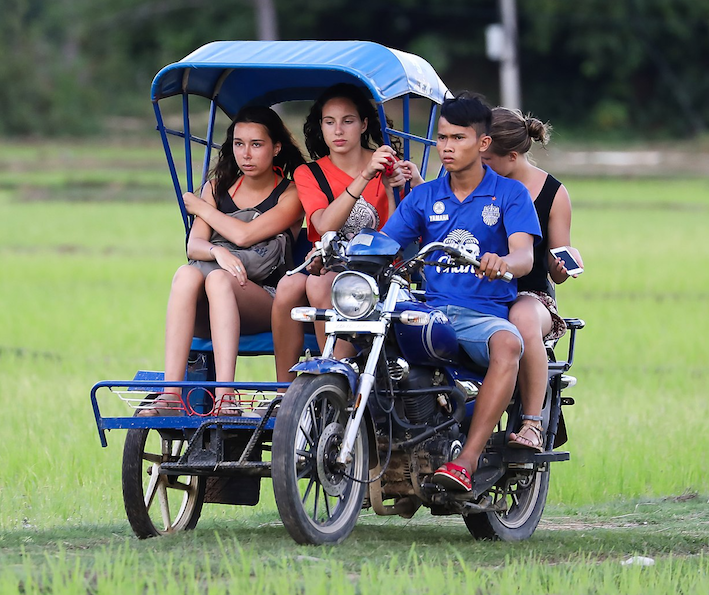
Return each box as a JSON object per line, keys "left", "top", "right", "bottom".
{"left": 441, "top": 305, "right": 523, "bottom": 367}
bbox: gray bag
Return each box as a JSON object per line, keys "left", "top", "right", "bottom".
{"left": 190, "top": 208, "right": 287, "bottom": 283}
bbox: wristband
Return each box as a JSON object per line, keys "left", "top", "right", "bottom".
{"left": 345, "top": 187, "right": 359, "bottom": 200}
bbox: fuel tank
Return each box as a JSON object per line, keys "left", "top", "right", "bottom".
{"left": 393, "top": 300, "right": 459, "bottom": 366}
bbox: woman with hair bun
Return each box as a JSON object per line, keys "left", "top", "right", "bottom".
{"left": 483, "top": 107, "right": 583, "bottom": 451}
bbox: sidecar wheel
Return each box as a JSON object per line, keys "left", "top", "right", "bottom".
{"left": 464, "top": 467, "right": 549, "bottom": 541}
{"left": 122, "top": 427, "right": 206, "bottom": 538}
{"left": 272, "top": 374, "right": 368, "bottom": 545}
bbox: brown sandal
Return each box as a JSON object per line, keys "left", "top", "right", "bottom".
{"left": 508, "top": 420, "right": 544, "bottom": 451}
{"left": 136, "top": 393, "right": 184, "bottom": 417}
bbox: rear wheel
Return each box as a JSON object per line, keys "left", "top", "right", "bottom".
{"left": 464, "top": 467, "right": 549, "bottom": 541}
{"left": 122, "top": 427, "right": 206, "bottom": 538}
{"left": 272, "top": 374, "right": 368, "bottom": 545}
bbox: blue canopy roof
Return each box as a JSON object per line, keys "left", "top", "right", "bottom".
{"left": 151, "top": 40, "right": 449, "bottom": 117}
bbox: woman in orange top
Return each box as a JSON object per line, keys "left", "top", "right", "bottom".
{"left": 272, "top": 83, "right": 405, "bottom": 382}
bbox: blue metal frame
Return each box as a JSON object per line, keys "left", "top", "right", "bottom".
{"left": 92, "top": 40, "right": 450, "bottom": 447}
{"left": 91, "top": 379, "right": 285, "bottom": 447}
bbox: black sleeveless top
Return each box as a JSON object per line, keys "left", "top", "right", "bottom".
{"left": 215, "top": 176, "right": 294, "bottom": 286}
{"left": 517, "top": 174, "right": 562, "bottom": 295}
{"left": 216, "top": 176, "right": 291, "bottom": 215}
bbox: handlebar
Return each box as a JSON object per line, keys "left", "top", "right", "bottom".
{"left": 286, "top": 231, "right": 344, "bottom": 277}
{"left": 412, "top": 241, "right": 514, "bottom": 282}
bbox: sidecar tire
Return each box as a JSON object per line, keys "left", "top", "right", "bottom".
{"left": 464, "top": 467, "right": 550, "bottom": 541}
{"left": 122, "top": 426, "right": 206, "bottom": 538}
{"left": 272, "top": 374, "right": 368, "bottom": 545}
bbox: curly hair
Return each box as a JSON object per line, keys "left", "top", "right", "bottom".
{"left": 210, "top": 106, "right": 306, "bottom": 199}
{"left": 302, "top": 83, "right": 401, "bottom": 159}
{"left": 489, "top": 107, "right": 552, "bottom": 156}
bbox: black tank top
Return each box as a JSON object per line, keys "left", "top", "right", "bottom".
{"left": 517, "top": 174, "right": 562, "bottom": 295}
{"left": 215, "top": 176, "right": 294, "bottom": 286}
{"left": 216, "top": 176, "right": 291, "bottom": 215}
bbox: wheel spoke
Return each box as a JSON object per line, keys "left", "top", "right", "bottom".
{"left": 297, "top": 463, "right": 313, "bottom": 481}
{"left": 511, "top": 491, "right": 520, "bottom": 509}
{"left": 142, "top": 452, "right": 162, "bottom": 465}
{"left": 169, "top": 478, "right": 195, "bottom": 493}
{"left": 301, "top": 477, "right": 316, "bottom": 504}
{"left": 170, "top": 440, "right": 184, "bottom": 457}
{"left": 313, "top": 482, "right": 320, "bottom": 521}
{"left": 308, "top": 401, "right": 320, "bottom": 437}
{"left": 298, "top": 423, "right": 315, "bottom": 447}
{"left": 144, "top": 463, "right": 161, "bottom": 508}
{"left": 157, "top": 481, "right": 173, "bottom": 532}
{"left": 323, "top": 492, "right": 332, "bottom": 518}
{"left": 320, "top": 399, "right": 328, "bottom": 431}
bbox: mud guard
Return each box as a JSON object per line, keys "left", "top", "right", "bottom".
{"left": 290, "top": 359, "right": 378, "bottom": 470}
{"left": 553, "top": 410, "right": 568, "bottom": 448}
{"left": 289, "top": 358, "right": 359, "bottom": 396}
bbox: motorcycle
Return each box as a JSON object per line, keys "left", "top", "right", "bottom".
{"left": 271, "top": 229, "right": 584, "bottom": 544}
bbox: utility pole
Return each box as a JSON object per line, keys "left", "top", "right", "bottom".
{"left": 485, "top": 0, "right": 521, "bottom": 110}
{"left": 254, "top": 0, "right": 278, "bottom": 40}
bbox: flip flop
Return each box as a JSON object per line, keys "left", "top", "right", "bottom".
{"left": 433, "top": 462, "right": 472, "bottom": 492}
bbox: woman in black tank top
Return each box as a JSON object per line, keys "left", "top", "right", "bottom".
{"left": 140, "top": 106, "right": 305, "bottom": 417}
{"left": 483, "top": 107, "right": 583, "bottom": 451}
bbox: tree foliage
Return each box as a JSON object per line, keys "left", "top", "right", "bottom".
{"left": 0, "top": 0, "right": 707, "bottom": 137}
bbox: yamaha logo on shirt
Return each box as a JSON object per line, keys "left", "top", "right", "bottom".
{"left": 429, "top": 200, "right": 449, "bottom": 222}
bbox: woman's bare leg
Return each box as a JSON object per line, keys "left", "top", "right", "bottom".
{"left": 508, "top": 295, "right": 553, "bottom": 447}
{"left": 272, "top": 273, "right": 308, "bottom": 383}
{"left": 205, "top": 269, "right": 272, "bottom": 407}
{"left": 162, "top": 265, "right": 206, "bottom": 408}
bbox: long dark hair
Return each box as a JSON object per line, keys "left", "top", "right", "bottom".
{"left": 211, "top": 106, "right": 306, "bottom": 199}
{"left": 303, "top": 83, "right": 401, "bottom": 159}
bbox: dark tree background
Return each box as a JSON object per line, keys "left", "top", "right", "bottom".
{"left": 1, "top": 0, "right": 707, "bottom": 137}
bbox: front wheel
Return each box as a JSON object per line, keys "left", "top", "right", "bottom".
{"left": 464, "top": 467, "right": 550, "bottom": 541}
{"left": 122, "top": 427, "right": 206, "bottom": 538}
{"left": 272, "top": 374, "right": 369, "bottom": 545}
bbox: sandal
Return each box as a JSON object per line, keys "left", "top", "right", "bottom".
{"left": 136, "top": 393, "right": 184, "bottom": 417}
{"left": 433, "top": 462, "right": 472, "bottom": 492}
{"left": 214, "top": 396, "right": 242, "bottom": 417}
{"left": 508, "top": 420, "right": 544, "bottom": 452}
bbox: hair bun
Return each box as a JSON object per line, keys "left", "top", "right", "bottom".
{"left": 525, "top": 116, "right": 551, "bottom": 146}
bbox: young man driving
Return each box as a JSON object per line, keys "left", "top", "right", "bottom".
{"left": 381, "top": 92, "right": 541, "bottom": 491}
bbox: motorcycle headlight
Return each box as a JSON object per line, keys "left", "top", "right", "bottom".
{"left": 331, "top": 271, "right": 379, "bottom": 320}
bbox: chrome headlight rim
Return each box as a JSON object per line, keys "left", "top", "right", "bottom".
{"left": 331, "top": 271, "right": 379, "bottom": 320}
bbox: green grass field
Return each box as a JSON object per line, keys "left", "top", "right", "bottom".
{"left": 1, "top": 141, "right": 708, "bottom": 593}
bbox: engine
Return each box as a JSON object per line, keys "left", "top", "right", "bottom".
{"left": 390, "top": 363, "right": 439, "bottom": 423}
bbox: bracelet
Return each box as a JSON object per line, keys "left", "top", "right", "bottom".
{"left": 345, "top": 187, "right": 359, "bottom": 200}
{"left": 361, "top": 173, "right": 374, "bottom": 182}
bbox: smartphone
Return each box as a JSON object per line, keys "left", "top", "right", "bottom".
{"left": 550, "top": 247, "right": 584, "bottom": 275}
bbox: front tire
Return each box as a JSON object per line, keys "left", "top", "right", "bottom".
{"left": 272, "top": 374, "right": 368, "bottom": 545}
{"left": 122, "top": 427, "right": 206, "bottom": 538}
{"left": 464, "top": 467, "right": 550, "bottom": 541}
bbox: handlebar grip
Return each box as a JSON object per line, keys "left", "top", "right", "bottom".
{"left": 462, "top": 253, "right": 514, "bottom": 283}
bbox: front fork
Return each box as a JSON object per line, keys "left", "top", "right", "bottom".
{"left": 335, "top": 278, "right": 404, "bottom": 465}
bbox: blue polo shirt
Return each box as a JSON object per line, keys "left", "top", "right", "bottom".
{"left": 382, "top": 165, "right": 541, "bottom": 318}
